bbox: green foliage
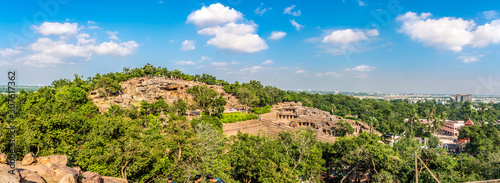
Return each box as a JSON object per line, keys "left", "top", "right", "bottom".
{"left": 253, "top": 105, "right": 271, "bottom": 115}
{"left": 220, "top": 112, "right": 258, "bottom": 123}
{"left": 187, "top": 85, "right": 226, "bottom": 116}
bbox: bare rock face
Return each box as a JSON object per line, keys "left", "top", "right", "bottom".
{"left": 42, "top": 163, "right": 79, "bottom": 182}
{"left": 59, "top": 174, "right": 77, "bottom": 183}
{"left": 50, "top": 155, "right": 68, "bottom": 166}
{"left": 21, "top": 153, "right": 36, "bottom": 166}
{"left": 102, "top": 176, "right": 128, "bottom": 183}
{"left": 0, "top": 171, "right": 18, "bottom": 183}
{"left": 36, "top": 156, "right": 51, "bottom": 165}
{"left": 0, "top": 153, "right": 7, "bottom": 164}
{"left": 82, "top": 171, "right": 103, "bottom": 183}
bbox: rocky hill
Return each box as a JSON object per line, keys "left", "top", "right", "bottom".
{"left": 89, "top": 76, "right": 246, "bottom": 113}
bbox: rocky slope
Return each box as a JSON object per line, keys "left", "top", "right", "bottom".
{"left": 89, "top": 76, "right": 246, "bottom": 113}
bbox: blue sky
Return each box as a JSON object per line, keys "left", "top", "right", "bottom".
{"left": 1, "top": 0, "right": 500, "bottom": 95}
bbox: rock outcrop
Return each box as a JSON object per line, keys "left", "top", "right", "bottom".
{"left": 0, "top": 153, "right": 126, "bottom": 183}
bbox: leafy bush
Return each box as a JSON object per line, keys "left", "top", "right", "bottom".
{"left": 253, "top": 105, "right": 271, "bottom": 115}
{"left": 220, "top": 112, "right": 258, "bottom": 123}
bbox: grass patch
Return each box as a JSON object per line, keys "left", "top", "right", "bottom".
{"left": 221, "top": 112, "right": 258, "bottom": 123}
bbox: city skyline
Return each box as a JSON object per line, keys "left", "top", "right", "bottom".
{"left": 1, "top": 0, "right": 500, "bottom": 95}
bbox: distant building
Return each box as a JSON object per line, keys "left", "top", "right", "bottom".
{"left": 441, "top": 118, "right": 474, "bottom": 136}
{"left": 451, "top": 94, "right": 473, "bottom": 102}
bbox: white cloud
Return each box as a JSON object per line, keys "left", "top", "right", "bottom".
{"left": 33, "top": 22, "right": 80, "bottom": 37}
{"left": 295, "top": 69, "right": 305, "bottom": 74}
{"left": 316, "top": 71, "right": 341, "bottom": 78}
{"left": 322, "top": 29, "right": 378, "bottom": 45}
{"left": 458, "top": 55, "right": 483, "bottom": 63}
{"left": 188, "top": 4, "right": 268, "bottom": 53}
{"left": 483, "top": 10, "right": 498, "bottom": 20}
{"left": 198, "top": 22, "right": 268, "bottom": 53}
{"left": 106, "top": 31, "right": 119, "bottom": 41}
{"left": 268, "top": 31, "right": 287, "bottom": 40}
{"left": 181, "top": 40, "right": 196, "bottom": 51}
{"left": 472, "top": 20, "right": 500, "bottom": 47}
{"left": 87, "top": 26, "right": 100, "bottom": 29}
{"left": 0, "top": 48, "right": 21, "bottom": 57}
{"left": 290, "top": 19, "right": 303, "bottom": 30}
{"left": 211, "top": 62, "right": 229, "bottom": 67}
{"left": 175, "top": 60, "right": 196, "bottom": 66}
{"left": 198, "top": 56, "right": 210, "bottom": 62}
{"left": 186, "top": 3, "right": 243, "bottom": 27}
{"left": 255, "top": 6, "right": 270, "bottom": 16}
{"left": 240, "top": 65, "right": 263, "bottom": 73}
{"left": 262, "top": 59, "right": 273, "bottom": 65}
{"left": 358, "top": 0, "right": 367, "bottom": 6}
{"left": 397, "top": 12, "right": 475, "bottom": 52}
{"left": 93, "top": 41, "right": 139, "bottom": 56}
{"left": 345, "top": 65, "right": 376, "bottom": 72}
{"left": 87, "top": 20, "right": 95, "bottom": 25}
{"left": 284, "top": 5, "right": 301, "bottom": 16}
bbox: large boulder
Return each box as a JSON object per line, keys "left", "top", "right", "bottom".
{"left": 102, "top": 176, "right": 127, "bottom": 183}
{"left": 42, "top": 163, "right": 79, "bottom": 182}
{"left": 50, "top": 154, "right": 68, "bottom": 166}
{"left": 0, "top": 153, "right": 7, "bottom": 164}
{"left": 36, "top": 156, "right": 51, "bottom": 165}
{"left": 59, "top": 174, "right": 77, "bottom": 183}
{"left": 21, "top": 153, "right": 36, "bottom": 165}
{"left": 82, "top": 171, "right": 103, "bottom": 183}
{"left": 0, "top": 171, "right": 18, "bottom": 183}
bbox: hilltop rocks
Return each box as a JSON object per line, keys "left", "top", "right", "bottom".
{"left": 22, "top": 153, "right": 36, "bottom": 165}
{"left": 50, "top": 154, "right": 68, "bottom": 166}
{"left": 0, "top": 153, "right": 6, "bottom": 164}
{"left": 59, "top": 174, "right": 77, "bottom": 183}
{"left": 114, "top": 97, "right": 124, "bottom": 103}
{"left": 37, "top": 156, "right": 51, "bottom": 165}
{"left": 102, "top": 176, "right": 128, "bottom": 183}
{"left": 42, "top": 162, "right": 79, "bottom": 182}
{"left": 0, "top": 171, "right": 18, "bottom": 183}
{"left": 82, "top": 171, "right": 103, "bottom": 183}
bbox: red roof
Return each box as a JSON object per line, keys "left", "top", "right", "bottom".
{"left": 465, "top": 118, "right": 474, "bottom": 126}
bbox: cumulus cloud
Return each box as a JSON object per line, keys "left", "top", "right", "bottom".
{"left": 240, "top": 65, "right": 264, "bottom": 73}
{"left": 181, "top": 40, "right": 196, "bottom": 51}
{"left": 316, "top": 71, "right": 342, "bottom": 78}
{"left": 458, "top": 55, "right": 483, "bottom": 63}
{"left": 262, "top": 59, "right": 274, "bottom": 65}
{"left": 0, "top": 48, "right": 21, "bottom": 57}
{"left": 284, "top": 5, "right": 301, "bottom": 16}
{"left": 290, "top": 19, "right": 303, "bottom": 30}
{"left": 295, "top": 69, "right": 305, "bottom": 74}
{"left": 107, "top": 31, "right": 119, "bottom": 41}
{"left": 33, "top": 22, "right": 80, "bottom": 37}
{"left": 345, "top": 65, "right": 376, "bottom": 72}
{"left": 323, "top": 29, "right": 378, "bottom": 45}
{"left": 483, "top": 10, "right": 498, "bottom": 20}
{"left": 175, "top": 60, "right": 196, "bottom": 66}
{"left": 188, "top": 3, "right": 268, "bottom": 53}
{"left": 317, "top": 29, "right": 379, "bottom": 55}
{"left": 1, "top": 21, "right": 139, "bottom": 67}
{"left": 211, "top": 61, "right": 238, "bottom": 67}
{"left": 197, "top": 22, "right": 268, "bottom": 53}
{"left": 186, "top": 3, "right": 243, "bottom": 27}
{"left": 472, "top": 20, "right": 500, "bottom": 47}
{"left": 268, "top": 31, "right": 287, "bottom": 40}
{"left": 397, "top": 12, "right": 500, "bottom": 53}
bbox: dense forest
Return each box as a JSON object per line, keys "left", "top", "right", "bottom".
{"left": 1, "top": 64, "right": 499, "bottom": 182}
